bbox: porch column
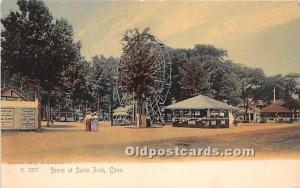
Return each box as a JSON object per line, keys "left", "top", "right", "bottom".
{"left": 207, "top": 108, "right": 211, "bottom": 118}
{"left": 248, "top": 113, "right": 251, "bottom": 122}
{"left": 207, "top": 108, "right": 211, "bottom": 126}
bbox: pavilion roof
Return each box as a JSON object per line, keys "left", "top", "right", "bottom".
{"left": 163, "top": 95, "right": 238, "bottom": 110}
{"left": 261, "top": 103, "right": 291, "bottom": 113}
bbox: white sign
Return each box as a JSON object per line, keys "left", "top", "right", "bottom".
{"left": 188, "top": 120, "right": 196, "bottom": 125}
{"left": 21, "top": 108, "right": 36, "bottom": 127}
{"left": 0, "top": 108, "right": 14, "bottom": 127}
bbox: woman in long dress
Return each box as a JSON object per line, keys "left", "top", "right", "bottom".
{"left": 85, "top": 111, "right": 92, "bottom": 131}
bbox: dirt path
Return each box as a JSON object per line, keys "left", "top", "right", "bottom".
{"left": 2, "top": 122, "right": 300, "bottom": 162}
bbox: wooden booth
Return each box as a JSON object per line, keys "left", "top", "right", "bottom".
{"left": 113, "top": 106, "right": 132, "bottom": 126}
{"left": 1, "top": 88, "right": 38, "bottom": 130}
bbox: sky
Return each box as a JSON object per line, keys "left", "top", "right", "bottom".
{"left": 1, "top": 0, "right": 300, "bottom": 75}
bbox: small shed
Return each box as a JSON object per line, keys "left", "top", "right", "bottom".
{"left": 1, "top": 89, "right": 38, "bottom": 130}
{"left": 163, "top": 95, "right": 237, "bottom": 128}
{"left": 113, "top": 106, "right": 132, "bottom": 125}
{"left": 260, "top": 103, "right": 292, "bottom": 123}
{"left": 236, "top": 104, "right": 261, "bottom": 123}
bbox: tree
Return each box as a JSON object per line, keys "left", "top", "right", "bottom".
{"left": 120, "top": 28, "right": 156, "bottom": 119}
{"left": 210, "top": 60, "right": 240, "bottom": 105}
{"left": 172, "top": 44, "right": 240, "bottom": 105}
{"left": 89, "top": 55, "right": 118, "bottom": 114}
{"left": 180, "top": 56, "right": 216, "bottom": 97}
{"left": 62, "top": 57, "right": 92, "bottom": 111}
{"left": 237, "top": 67, "right": 265, "bottom": 122}
{"left": 1, "top": 0, "right": 80, "bottom": 129}
{"left": 167, "top": 48, "right": 186, "bottom": 102}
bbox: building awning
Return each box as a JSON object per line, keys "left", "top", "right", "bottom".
{"left": 1, "top": 88, "right": 29, "bottom": 101}
{"left": 261, "top": 103, "right": 291, "bottom": 113}
{"left": 113, "top": 106, "right": 131, "bottom": 116}
{"left": 163, "top": 95, "right": 238, "bottom": 110}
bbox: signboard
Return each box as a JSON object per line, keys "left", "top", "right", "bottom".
{"left": 211, "top": 120, "right": 216, "bottom": 125}
{"left": 0, "top": 108, "right": 14, "bottom": 128}
{"left": 21, "top": 108, "right": 36, "bottom": 127}
{"left": 188, "top": 120, "right": 196, "bottom": 125}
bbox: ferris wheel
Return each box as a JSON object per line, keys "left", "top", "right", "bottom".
{"left": 116, "top": 33, "right": 172, "bottom": 126}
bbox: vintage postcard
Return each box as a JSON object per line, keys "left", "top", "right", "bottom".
{"left": 1, "top": 0, "right": 300, "bottom": 187}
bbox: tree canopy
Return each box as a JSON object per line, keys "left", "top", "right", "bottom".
{"left": 120, "top": 28, "right": 156, "bottom": 104}
{"left": 1, "top": 0, "right": 80, "bottom": 93}
{"left": 1, "top": 0, "right": 299, "bottom": 123}
{"left": 1, "top": 0, "right": 81, "bottom": 126}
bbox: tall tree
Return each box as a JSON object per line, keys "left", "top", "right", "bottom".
{"left": 120, "top": 28, "right": 156, "bottom": 118}
{"left": 180, "top": 56, "right": 216, "bottom": 97}
{"left": 237, "top": 67, "right": 265, "bottom": 122}
{"left": 89, "top": 55, "right": 117, "bottom": 113}
{"left": 167, "top": 48, "right": 186, "bottom": 102}
{"left": 62, "top": 57, "right": 92, "bottom": 111}
{"left": 1, "top": 0, "right": 80, "bottom": 129}
{"left": 175, "top": 44, "right": 240, "bottom": 105}
{"left": 210, "top": 60, "right": 240, "bottom": 105}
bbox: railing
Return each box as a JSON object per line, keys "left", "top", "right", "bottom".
{"left": 172, "top": 117, "right": 229, "bottom": 128}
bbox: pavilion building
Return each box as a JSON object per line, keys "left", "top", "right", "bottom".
{"left": 163, "top": 95, "right": 237, "bottom": 128}
{"left": 260, "top": 103, "right": 292, "bottom": 123}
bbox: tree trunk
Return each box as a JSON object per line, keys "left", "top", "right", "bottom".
{"left": 245, "top": 105, "right": 249, "bottom": 123}
{"left": 97, "top": 95, "right": 100, "bottom": 114}
{"left": 58, "top": 105, "right": 61, "bottom": 122}
{"left": 137, "top": 100, "right": 147, "bottom": 128}
{"left": 46, "top": 94, "right": 50, "bottom": 127}
{"left": 37, "top": 83, "right": 42, "bottom": 132}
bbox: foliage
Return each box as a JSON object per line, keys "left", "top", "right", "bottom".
{"left": 1, "top": 0, "right": 82, "bottom": 126}
{"left": 88, "top": 55, "right": 118, "bottom": 112}
{"left": 169, "top": 45, "right": 240, "bottom": 105}
{"left": 120, "top": 28, "right": 156, "bottom": 106}
{"left": 2, "top": 0, "right": 299, "bottom": 123}
{"left": 237, "top": 66, "right": 265, "bottom": 120}
{"left": 62, "top": 57, "right": 92, "bottom": 107}
{"left": 1, "top": 0, "right": 79, "bottom": 92}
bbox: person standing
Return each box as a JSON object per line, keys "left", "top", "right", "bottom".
{"left": 85, "top": 111, "right": 92, "bottom": 131}
{"left": 91, "top": 112, "right": 99, "bottom": 132}
{"left": 233, "top": 116, "right": 238, "bottom": 127}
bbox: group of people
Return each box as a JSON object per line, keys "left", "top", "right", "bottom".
{"left": 85, "top": 111, "right": 99, "bottom": 132}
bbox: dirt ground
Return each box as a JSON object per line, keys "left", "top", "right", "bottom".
{"left": 2, "top": 121, "right": 300, "bottom": 162}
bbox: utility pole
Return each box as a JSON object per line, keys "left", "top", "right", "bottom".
{"left": 273, "top": 86, "right": 276, "bottom": 103}
{"left": 110, "top": 81, "right": 114, "bottom": 126}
